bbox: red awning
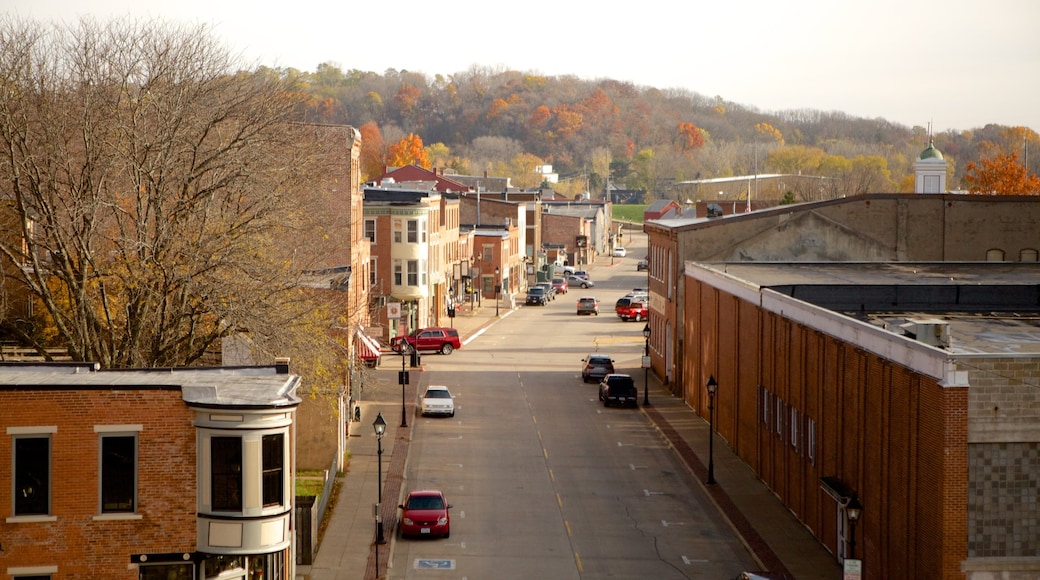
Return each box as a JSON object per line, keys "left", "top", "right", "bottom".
{"left": 356, "top": 331, "right": 382, "bottom": 361}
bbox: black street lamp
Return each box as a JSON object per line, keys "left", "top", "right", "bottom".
{"left": 398, "top": 343, "right": 409, "bottom": 428}
{"left": 373, "top": 412, "right": 387, "bottom": 546}
{"left": 495, "top": 266, "right": 501, "bottom": 317}
{"left": 846, "top": 494, "right": 863, "bottom": 559}
{"left": 706, "top": 375, "right": 718, "bottom": 484}
{"left": 642, "top": 323, "right": 651, "bottom": 405}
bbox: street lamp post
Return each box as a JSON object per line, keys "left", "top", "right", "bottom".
{"left": 495, "top": 266, "right": 501, "bottom": 317}
{"left": 706, "top": 375, "right": 718, "bottom": 484}
{"left": 398, "top": 343, "right": 409, "bottom": 428}
{"left": 846, "top": 494, "right": 863, "bottom": 559}
{"left": 642, "top": 323, "right": 651, "bottom": 405}
{"left": 373, "top": 413, "right": 387, "bottom": 547}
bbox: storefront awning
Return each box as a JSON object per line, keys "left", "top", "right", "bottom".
{"left": 356, "top": 331, "right": 382, "bottom": 361}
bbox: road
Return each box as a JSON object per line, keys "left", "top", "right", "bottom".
{"left": 388, "top": 237, "right": 759, "bottom": 579}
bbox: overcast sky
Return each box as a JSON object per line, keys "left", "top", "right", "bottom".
{"left": 11, "top": 0, "right": 1040, "bottom": 134}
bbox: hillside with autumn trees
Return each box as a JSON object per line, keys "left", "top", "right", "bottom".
{"left": 281, "top": 64, "right": 1039, "bottom": 200}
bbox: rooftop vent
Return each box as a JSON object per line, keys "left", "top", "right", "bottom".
{"left": 899, "top": 318, "right": 950, "bottom": 349}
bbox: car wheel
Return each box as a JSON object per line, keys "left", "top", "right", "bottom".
{"left": 450, "top": 410, "right": 455, "bottom": 417}
{"left": 440, "top": 343, "right": 454, "bottom": 355}
{"left": 444, "top": 530, "right": 450, "bottom": 539}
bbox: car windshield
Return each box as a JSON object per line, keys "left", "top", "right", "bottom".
{"left": 407, "top": 495, "right": 444, "bottom": 510}
{"left": 424, "top": 390, "right": 451, "bottom": 399}
{"left": 588, "top": 356, "right": 610, "bottom": 364}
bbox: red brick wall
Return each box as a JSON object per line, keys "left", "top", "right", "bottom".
{"left": 1, "top": 387, "right": 197, "bottom": 578}
{"left": 687, "top": 276, "right": 968, "bottom": 579}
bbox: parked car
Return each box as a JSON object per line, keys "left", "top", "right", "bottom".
{"left": 569, "top": 275, "right": 595, "bottom": 289}
{"left": 562, "top": 265, "right": 576, "bottom": 275}
{"left": 581, "top": 353, "right": 615, "bottom": 383}
{"left": 535, "top": 281, "right": 556, "bottom": 300}
{"left": 398, "top": 489, "right": 452, "bottom": 538}
{"left": 612, "top": 247, "right": 627, "bottom": 257}
{"left": 526, "top": 286, "right": 548, "bottom": 306}
{"left": 617, "top": 300, "right": 649, "bottom": 322}
{"left": 636, "top": 259, "right": 649, "bottom": 271}
{"left": 576, "top": 296, "right": 599, "bottom": 316}
{"left": 391, "top": 327, "right": 462, "bottom": 355}
{"left": 599, "top": 374, "right": 638, "bottom": 407}
{"left": 551, "top": 277, "right": 569, "bottom": 294}
{"left": 571, "top": 270, "right": 590, "bottom": 280}
{"left": 420, "top": 385, "right": 455, "bottom": 417}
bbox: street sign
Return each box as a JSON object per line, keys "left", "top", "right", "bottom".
{"left": 398, "top": 371, "right": 409, "bottom": 385}
{"left": 843, "top": 558, "right": 862, "bottom": 579}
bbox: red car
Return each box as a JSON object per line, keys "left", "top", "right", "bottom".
{"left": 617, "top": 301, "right": 649, "bottom": 322}
{"left": 391, "top": 327, "right": 462, "bottom": 355}
{"left": 551, "top": 277, "right": 569, "bottom": 294}
{"left": 398, "top": 489, "right": 452, "bottom": 538}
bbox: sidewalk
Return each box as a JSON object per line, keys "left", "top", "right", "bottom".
{"left": 296, "top": 259, "right": 841, "bottom": 580}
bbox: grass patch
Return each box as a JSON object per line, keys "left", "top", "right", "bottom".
{"left": 613, "top": 204, "right": 646, "bottom": 223}
{"left": 296, "top": 470, "right": 327, "bottom": 497}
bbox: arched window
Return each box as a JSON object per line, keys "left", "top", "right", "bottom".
{"left": 1020, "top": 248, "right": 1038, "bottom": 262}
{"left": 985, "top": 248, "right": 1005, "bottom": 262}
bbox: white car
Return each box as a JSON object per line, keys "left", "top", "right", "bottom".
{"left": 613, "top": 247, "right": 627, "bottom": 257}
{"left": 421, "top": 385, "right": 455, "bottom": 417}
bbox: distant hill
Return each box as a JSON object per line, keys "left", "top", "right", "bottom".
{"left": 285, "top": 65, "right": 1038, "bottom": 199}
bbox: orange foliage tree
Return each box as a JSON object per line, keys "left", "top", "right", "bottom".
{"left": 677, "top": 122, "right": 705, "bottom": 152}
{"left": 386, "top": 133, "right": 431, "bottom": 168}
{"left": 359, "top": 122, "right": 385, "bottom": 181}
{"left": 962, "top": 152, "right": 1040, "bottom": 195}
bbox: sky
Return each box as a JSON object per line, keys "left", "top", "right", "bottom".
{"left": 10, "top": 0, "right": 1040, "bottom": 134}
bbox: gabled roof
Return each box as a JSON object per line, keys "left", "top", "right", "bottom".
{"left": 379, "top": 165, "right": 471, "bottom": 193}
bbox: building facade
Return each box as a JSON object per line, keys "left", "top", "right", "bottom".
{"left": 0, "top": 363, "right": 301, "bottom": 579}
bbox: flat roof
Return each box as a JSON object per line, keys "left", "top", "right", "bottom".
{"left": 695, "top": 261, "right": 1040, "bottom": 356}
{"left": 0, "top": 364, "right": 301, "bottom": 408}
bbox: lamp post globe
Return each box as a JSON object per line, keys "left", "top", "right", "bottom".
{"left": 846, "top": 494, "right": 862, "bottom": 559}
{"left": 372, "top": 412, "right": 387, "bottom": 545}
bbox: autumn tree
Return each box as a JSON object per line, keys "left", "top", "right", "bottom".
{"left": 962, "top": 152, "right": 1040, "bottom": 195}
{"left": 386, "top": 133, "right": 431, "bottom": 168}
{"left": 0, "top": 16, "right": 346, "bottom": 372}
{"left": 359, "top": 121, "right": 386, "bottom": 181}
{"left": 677, "top": 122, "right": 706, "bottom": 152}
{"left": 507, "top": 153, "right": 545, "bottom": 190}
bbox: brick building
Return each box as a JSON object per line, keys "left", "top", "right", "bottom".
{"left": 645, "top": 194, "right": 1040, "bottom": 579}
{"left": 0, "top": 363, "right": 301, "bottom": 579}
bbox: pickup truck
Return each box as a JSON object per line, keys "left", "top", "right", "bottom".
{"left": 526, "top": 287, "right": 548, "bottom": 306}
{"left": 616, "top": 300, "right": 648, "bottom": 322}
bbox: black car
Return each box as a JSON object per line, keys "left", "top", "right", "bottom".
{"left": 598, "top": 374, "right": 638, "bottom": 407}
{"left": 526, "top": 287, "right": 548, "bottom": 306}
{"left": 581, "top": 353, "right": 615, "bottom": 383}
{"left": 636, "top": 259, "right": 649, "bottom": 271}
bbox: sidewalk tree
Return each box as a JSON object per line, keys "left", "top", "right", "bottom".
{"left": 0, "top": 16, "right": 346, "bottom": 368}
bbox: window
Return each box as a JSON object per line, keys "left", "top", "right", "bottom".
{"left": 775, "top": 397, "right": 784, "bottom": 438}
{"left": 369, "top": 258, "right": 377, "bottom": 288}
{"left": 807, "top": 417, "right": 817, "bottom": 465}
{"left": 790, "top": 407, "right": 799, "bottom": 453}
{"left": 420, "top": 219, "right": 427, "bottom": 243}
{"left": 211, "top": 437, "right": 242, "bottom": 511}
{"left": 14, "top": 436, "right": 50, "bottom": 516}
{"left": 101, "top": 435, "right": 136, "bottom": 513}
{"left": 407, "top": 260, "right": 419, "bottom": 286}
{"left": 364, "top": 219, "right": 376, "bottom": 243}
{"left": 394, "top": 260, "right": 402, "bottom": 286}
{"left": 407, "top": 220, "right": 418, "bottom": 243}
{"left": 759, "top": 386, "right": 770, "bottom": 426}
{"left": 262, "top": 434, "right": 284, "bottom": 507}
